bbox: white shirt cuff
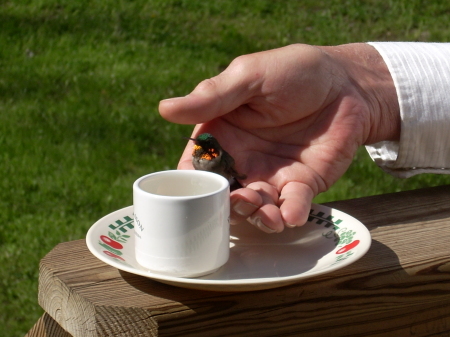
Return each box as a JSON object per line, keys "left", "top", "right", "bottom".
{"left": 366, "top": 42, "right": 450, "bottom": 178}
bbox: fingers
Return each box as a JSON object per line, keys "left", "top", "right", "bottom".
{"left": 279, "top": 181, "right": 315, "bottom": 227}
{"left": 159, "top": 56, "right": 260, "bottom": 125}
{"left": 230, "top": 181, "right": 315, "bottom": 234}
{"left": 230, "top": 182, "right": 284, "bottom": 234}
{"left": 244, "top": 182, "right": 283, "bottom": 233}
{"left": 230, "top": 188, "right": 262, "bottom": 224}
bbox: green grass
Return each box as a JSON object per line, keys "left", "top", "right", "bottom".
{"left": 2, "top": 0, "right": 450, "bottom": 335}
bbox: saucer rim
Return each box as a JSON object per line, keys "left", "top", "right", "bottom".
{"left": 86, "top": 205, "right": 371, "bottom": 291}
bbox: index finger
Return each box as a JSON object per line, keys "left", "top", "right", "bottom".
{"left": 159, "top": 57, "right": 260, "bottom": 125}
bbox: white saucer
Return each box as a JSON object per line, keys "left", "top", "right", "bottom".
{"left": 86, "top": 204, "right": 371, "bottom": 292}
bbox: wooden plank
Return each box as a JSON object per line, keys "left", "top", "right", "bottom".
{"left": 25, "top": 313, "right": 72, "bottom": 337}
{"left": 38, "top": 185, "right": 450, "bottom": 336}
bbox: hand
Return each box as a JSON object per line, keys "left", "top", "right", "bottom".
{"left": 159, "top": 43, "right": 400, "bottom": 233}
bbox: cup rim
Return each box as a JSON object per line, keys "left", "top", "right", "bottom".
{"left": 133, "top": 170, "right": 230, "bottom": 199}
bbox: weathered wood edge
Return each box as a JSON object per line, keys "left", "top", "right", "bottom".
{"left": 324, "top": 184, "right": 450, "bottom": 229}
{"left": 25, "top": 313, "right": 72, "bottom": 337}
{"left": 38, "top": 242, "right": 162, "bottom": 336}
{"left": 38, "top": 250, "right": 98, "bottom": 337}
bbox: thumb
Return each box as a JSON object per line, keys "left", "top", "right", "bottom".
{"left": 159, "top": 59, "right": 259, "bottom": 124}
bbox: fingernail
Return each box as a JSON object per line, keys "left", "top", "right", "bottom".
{"left": 232, "top": 199, "right": 259, "bottom": 217}
{"left": 248, "top": 216, "right": 277, "bottom": 234}
{"left": 230, "top": 217, "right": 246, "bottom": 225}
{"left": 285, "top": 222, "right": 297, "bottom": 228}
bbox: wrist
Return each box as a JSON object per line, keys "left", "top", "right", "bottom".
{"left": 318, "top": 43, "right": 401, "bottom": 144}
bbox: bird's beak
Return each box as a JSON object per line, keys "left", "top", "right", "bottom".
{"left": 184, "top": 137, "right": 197, "bottom": 142}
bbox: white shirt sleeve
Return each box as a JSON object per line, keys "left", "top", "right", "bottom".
{"left": 365, "top": 42, "right": 450, "bottom": 178}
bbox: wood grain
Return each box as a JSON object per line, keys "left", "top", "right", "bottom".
{"left": 25, "top": 313, "right": 73, "bottom": 337}
{"left": 38, "top": 185, "right": 450, "bottom": 336}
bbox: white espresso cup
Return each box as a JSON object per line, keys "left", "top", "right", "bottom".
{"left": 133, "top": 170, "right": 230, "bottom": 277}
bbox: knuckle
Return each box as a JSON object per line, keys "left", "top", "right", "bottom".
{"left": 227, "top": 54, "right": 255, "bottom": 75}
{"left": 195, "top": 77, "right": 219, "bottom": 94}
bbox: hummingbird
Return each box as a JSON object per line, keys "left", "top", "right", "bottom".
{"left": 188, "top": 133, "right": 247, "bottom": 182}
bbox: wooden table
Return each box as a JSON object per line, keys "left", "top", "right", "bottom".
{"left": 26, "top": 185, "right": 450, "bottom": 337}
